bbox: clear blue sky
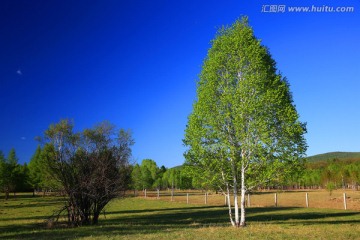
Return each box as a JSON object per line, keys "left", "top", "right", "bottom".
{"left": 1, "top": 0, "right": 359, "bottom": 167}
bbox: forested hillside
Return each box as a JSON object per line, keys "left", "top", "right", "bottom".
{"left": 307, "top": 152, "right": 360, "bottom": 162}
{"left": 301, "top": 153, "right": 360, "bottom": 190}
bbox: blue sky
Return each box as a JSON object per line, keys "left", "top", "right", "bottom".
{"left": 1, "top": 0, "right": 359, "bottom": 167}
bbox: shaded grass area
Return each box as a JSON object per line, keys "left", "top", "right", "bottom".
{"left": 1, "top": 193, "right": 360, "bottom": 239}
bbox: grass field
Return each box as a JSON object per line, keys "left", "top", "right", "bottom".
{"left": 1, "top": 192, "right": 360, "bottom": 239}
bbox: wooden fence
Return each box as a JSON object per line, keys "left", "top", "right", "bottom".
{"left": 134, "top": 189, "right": 360, "bottom": 211}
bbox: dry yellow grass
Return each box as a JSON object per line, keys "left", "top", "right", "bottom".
{"left": 141, "top": 189, "right": 360, "bottom": 210}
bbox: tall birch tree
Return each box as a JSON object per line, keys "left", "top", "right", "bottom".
{"left": 184, "top": 17, "right": 307, "bottom": 227}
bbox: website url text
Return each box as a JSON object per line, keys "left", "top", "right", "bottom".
{"left": 261, "top": 5, "right": 355, "bottom": 13}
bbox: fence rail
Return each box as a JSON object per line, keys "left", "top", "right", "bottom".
{"left": 133, "top": 189, "right": 360, "bottom": 211}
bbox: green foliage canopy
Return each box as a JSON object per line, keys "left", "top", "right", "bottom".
{"left": 184, "top": 17, "right": 307, "bottom": 226}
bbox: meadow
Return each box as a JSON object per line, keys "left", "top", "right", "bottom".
{"left": 1, "top": 191, "right": 360, "bottom": 239}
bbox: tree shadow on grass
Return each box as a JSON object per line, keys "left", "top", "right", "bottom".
{"left": 1, "top": 205, "right": 360, "bottom": 239}
{"left": 0, "top": 193, "right": 60, "bottom": 200}
{"left": 1, "top": 194, "right": 65, "bottom": 211}
{"left": 0, "top": 214, "right": 55, "bottom": 222}
{"left": 0, "top": 199, "right": 64, "bottom": 210}
{"left": 104, "top": 206, "right": 229, "bottom": 226}
{"left": 0, "top": 206, "right": 229, "bottom": 240}
{"left": 248, "top": 207, "right": 360, "bottom": 223}
{"left": 104, "top": 206, "right": 360, "bottom": 227}
{"left": 105, "top": 205, "right": 221, "bottom": 215}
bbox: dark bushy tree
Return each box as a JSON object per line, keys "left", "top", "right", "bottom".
{"left": 41, "top": 119, "right": 134, "bottom": 226}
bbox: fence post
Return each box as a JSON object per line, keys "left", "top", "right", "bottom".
{"left": 157, "top": 189, "right": 160, "bottom": 199}
{"left": 306, "top": 192, "right": 309, "bottom": 208}
{"left": 248, "top": 194, "right": 251, "bottom": 207}
{"left": 187, "top": 193, "right": 189, "bottom": 204}
{"left": 205, "top": 192, "right": 208, "bottom": 204}
{"left": 145, "top": 189, "right": 147, "bottom": 198}
{"left": 171, "top": 188, "right": 174, "bottom": 201}
{"left": 343, "top": 193, "right": 347, "bottom": 210}
{"left": 274, "top": 193, "right": 278, "bottom": 207}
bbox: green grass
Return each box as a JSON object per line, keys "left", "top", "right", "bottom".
{"left": 1, "top": 193, "right": 360, "bottom": 239}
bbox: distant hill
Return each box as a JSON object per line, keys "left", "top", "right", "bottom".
{"left": 307, "top": 152, "right": 360, "bottom": 162}
{"left": 170, "top": 165, "right": 183, "bottom": 170}
{"left": 170, "top": 152, "right": 360, "bottom": 169}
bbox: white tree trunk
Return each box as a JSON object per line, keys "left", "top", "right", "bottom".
{"left": 240, "top": 163, "right": 246, "bottom": 227}
{"left": 222, "top": 170, "right": 235, "bottom": 226}
{"left": 226, "top": 185, "right": 235, "bottom": 226}
{"left": 230, "top": 156, "right": 240, "bottom": 227}
{"left": 233, "top": 175, "right": 240, "bottom": 226}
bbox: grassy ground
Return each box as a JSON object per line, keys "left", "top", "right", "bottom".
{"left": 1, "top": 193, "right": 360, "bottom": 239}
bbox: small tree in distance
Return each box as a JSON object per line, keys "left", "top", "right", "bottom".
{"left": 184, "top": 17, "right": 307, "bottom": 227}
{"left": 28, "top": 146, "right": 61, "bottom": 196}
{"left": 40, "top": 119, "right": 134, "bottom": 226}
{"left": 0, "top": 149, "right": 21, "bottom": 199}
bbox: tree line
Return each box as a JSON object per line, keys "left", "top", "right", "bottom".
{"left": 0, "top": 150, "right": 195, "bottom": 198}
{"left": 299, "top": 158, "right": 360, "bottom": 191}
{"left": 0, "top": 149, "right": 31, "bottom": 199}
{"left": 2, "top": 146, "right": 360, "bottom": 200}
{"left": 131, "top": 160, "right": 191, "bottom": 191}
